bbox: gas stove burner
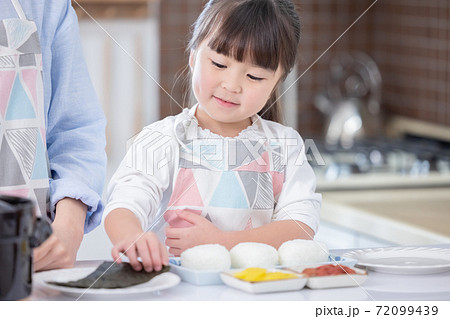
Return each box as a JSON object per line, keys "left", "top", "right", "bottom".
{"left": 311, "top": 135, "right": 450, "bottom": 189}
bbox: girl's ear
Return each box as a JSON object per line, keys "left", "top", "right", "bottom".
{"left": 189, "top": 49, "right": 196, "bottom": 70}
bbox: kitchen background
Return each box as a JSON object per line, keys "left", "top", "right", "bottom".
{"left": 71, "top": 0, "right": 450, "bottom": 260}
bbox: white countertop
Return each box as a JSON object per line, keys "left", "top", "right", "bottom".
{"left": 321, "top": 188, "right": 450, "bottom": 245}
{"left": 28, "top": 246, "right": 450, "bottom": 301}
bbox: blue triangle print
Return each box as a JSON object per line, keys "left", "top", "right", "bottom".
{"left": 31, "top": 134, "right": 49, "bottom": 180}
{"left": 209, "top": 171, "right": 249, "bottom": 209}
{"left": 184, "top": 141, "right": 193, "bottom": 150}
{"left": 4, "top": 19, "right": 35, "bottom": 49}
{"left": 5, "top": 75, "right": 36, "bottom": 120}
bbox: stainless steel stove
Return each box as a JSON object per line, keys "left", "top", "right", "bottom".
{"left": 311, "top": 135, "right": 450, "bottom": 191}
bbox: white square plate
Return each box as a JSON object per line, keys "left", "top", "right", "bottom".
{"left": 287, "top": 266, "right": 368, "bottom": 289}
{"left": 220, "top": 269, "right": 307, "bottom": 294}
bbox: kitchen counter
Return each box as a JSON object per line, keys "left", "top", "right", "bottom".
{"left": 28, "top": 246, "right": 450, "bottom": 301}
{"left": 321, "top": 188, "right": 450, "bottom": 245}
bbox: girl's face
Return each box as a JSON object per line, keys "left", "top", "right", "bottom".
{"left": 190, "top": 39, "right": 284, "bottom": 137}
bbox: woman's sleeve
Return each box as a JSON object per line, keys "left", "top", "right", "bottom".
{"left": 272, "top": 128, "right": 322, "bottom": 235}
{"left": 103, "top": 126, "right": 176, "bottom": 231}
{"left": 45, "top": 1, "right": 107, "bottom": 233}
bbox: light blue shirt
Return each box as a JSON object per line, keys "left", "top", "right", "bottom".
{"left": 0, "top": 0, "right": 107, "bottom": 232}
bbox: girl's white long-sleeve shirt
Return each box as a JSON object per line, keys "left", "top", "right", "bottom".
{"left": 104, "top": 106, "right": 321, "bottom": 241}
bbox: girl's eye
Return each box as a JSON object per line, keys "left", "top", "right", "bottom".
{"left": 247, "top": 74, "right": 264, "bottom": 81}
{"left": 211, "top": 60, "right": 226, "bottom": 69}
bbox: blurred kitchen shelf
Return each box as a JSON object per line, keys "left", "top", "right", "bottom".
{"left": 72, "top": 0, "right": 159, "bottom": 19}
{"left": 317, "top": 172, "right": 450, "bottom": 191}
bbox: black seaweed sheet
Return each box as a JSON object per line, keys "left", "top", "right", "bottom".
{"left": 47, "top": 262, "right": 170, "bottom": 289}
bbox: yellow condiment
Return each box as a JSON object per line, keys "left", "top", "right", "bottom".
{"left": 233, "top": 267, "right": 297, "bottom": 282}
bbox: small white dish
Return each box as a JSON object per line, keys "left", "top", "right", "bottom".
{"left": 220, "top": 269, "right": 307, "bottom": 294}
{"left": 343, "top": 247, "right": 450, "bottom": 275}
{"left": 169, "top": 258, "right": 225, "bottom": 285}
{"left": 303, "top": 267, "right": 367, "bottom": 289}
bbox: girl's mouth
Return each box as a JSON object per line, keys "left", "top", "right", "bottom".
{"left": 213, "top": 96, "right": 239, "bottom": 108}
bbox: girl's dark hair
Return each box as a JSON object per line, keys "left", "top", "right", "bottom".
{"left": 186, "top": 0, "right": 301, "bottom": 123}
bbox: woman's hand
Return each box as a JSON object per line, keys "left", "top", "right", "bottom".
{"left": 111, "top": 232, "right": 169, "bottom": 272}
{"left": 33, "top": 233, "right": 77, "bottom": 271}
{"left": 33, "top": 198, "right": 86, "bottom": 272}
{"left": 165, "top": 210, "right": 225, "bottom": 256}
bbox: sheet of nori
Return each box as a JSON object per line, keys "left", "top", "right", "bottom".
{"left": 47, "top": 262, "right": 170, "bottom": 289}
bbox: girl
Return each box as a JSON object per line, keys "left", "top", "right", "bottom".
{"left": 104, "top": 0, "right": 321, "bottom": 272}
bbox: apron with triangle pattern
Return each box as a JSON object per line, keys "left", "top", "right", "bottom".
{"left": 0, "top": 0, "right": 50, "bottom": 218}
{"left": 163, "top": 105, "right": 285, "bottom": 232}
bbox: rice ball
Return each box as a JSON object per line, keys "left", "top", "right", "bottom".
{"left": 230, "top": 242, "right": 279, "bottom": 268}
{"left": 180, "top": 244, "right": 231, "bottom": 271}
{"left": 278, "top": 239, "right": 329, "bottom": 266}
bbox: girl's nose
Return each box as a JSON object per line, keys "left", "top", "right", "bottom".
{"left": 220, "top": 73, "right": 242, "bottom": 93}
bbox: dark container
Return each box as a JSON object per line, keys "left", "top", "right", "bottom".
{"left": 0, "top": 195, "right": 52, "bottom": 301}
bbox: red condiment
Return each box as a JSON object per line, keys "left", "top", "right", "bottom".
{"left": 301, "top": 264, "right": 356, "bottom": 277}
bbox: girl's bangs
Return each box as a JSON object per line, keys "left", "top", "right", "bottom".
{"left": 207, "top": 4, "right": 281, "bottom": 71}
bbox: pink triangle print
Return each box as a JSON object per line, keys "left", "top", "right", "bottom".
{"left": 168, "top": 168, "right": 204, "bottom": 207}
{"left": 234, "top": 151, "right": 271, "bottom": 172}
{"left": 0, "top": 188, "right": 29, "bottom": 198}
{"left": 270, "top": 171, "right": 284, "bottom": 197}
{"left": 21, "top": 69, "right": 38, "bottom": 109}
{"left": 0, "top": 70, "right": 16, "bottom": 118}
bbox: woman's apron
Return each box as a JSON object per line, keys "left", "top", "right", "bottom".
{"left": 164, "top": 106, "right": 285, "bottom": 231}
{"left": 0, "top": 0, "right": 49, "bottom": 218}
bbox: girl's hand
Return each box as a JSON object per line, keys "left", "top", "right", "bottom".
{"left": 111, "top": 232, "right": 169, "bottom": 272}
{"left": 165, "top": 211, "right": 225, "bottom": 256}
